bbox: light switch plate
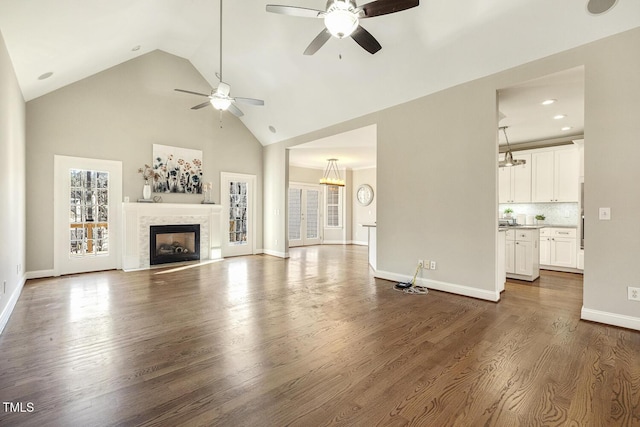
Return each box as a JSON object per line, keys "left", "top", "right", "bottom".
{"left": 599, "top": 207, "right": 611, "bottom": 220}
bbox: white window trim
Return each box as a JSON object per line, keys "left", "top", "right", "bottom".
{"left": 324, "top": 185, "right": 343, "bottom": 229}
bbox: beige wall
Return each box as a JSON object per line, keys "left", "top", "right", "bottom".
{"left": 352, "top": 168, "right": 376, "bottom": 245}
{"left": 25, "top": 50, "right": 263, "bottom": 272}
{"left": 264, "top": 28, "right": 640, "bottom": 322}
{"left": 0, "top": 30, "right": 26, "bottom": 330}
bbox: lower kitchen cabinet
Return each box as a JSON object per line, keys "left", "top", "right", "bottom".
{"left": 540, "top": 227, "right": 578, "bottom": 270}
{"left": 505, "top": 228, "right": 540, "bottom": 281}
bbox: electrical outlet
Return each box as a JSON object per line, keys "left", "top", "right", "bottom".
{"left": 629, "top": 287, "right": 640, "bottom": 301}
{"left": 418, "top": 260, "right": 424, "bottom": 268}
{"left": 430, "top": 261, "right": 437, "bottom": 270}
{"left": 423, "top": 260, "right": 430, "bottom": 270}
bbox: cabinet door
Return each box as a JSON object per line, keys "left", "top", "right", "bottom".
{"left": 550, "top": 237, "right": 577, "bottom": 268}
{"left": 512, "top": 153, "right": 531, "bottom": 202}
{"left": 498, "top": 165, "right": 512, "bottom": 203}
{"left": 514, "top": 241, "right": 533, "bottom": 276}
{"left": 539, "top": 237, "right": 551, "bottom": 265}
{"left": 505, "top": 239, "right": 515, "bottom": 274}
{"left": 532, "top": 151, "right": 554, "bottom": 202}
{"left": 554, "top": 149, "right": 579, "bottom": 202}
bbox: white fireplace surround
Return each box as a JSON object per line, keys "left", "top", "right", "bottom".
{"left": 122, "top": 203, "right": 223, "bottom": 271}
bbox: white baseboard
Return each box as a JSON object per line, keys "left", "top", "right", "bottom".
{"left": 26, "top": 269, "right": 54, "bottom": 279}
{"left": 0, "top": 275, "right": 26, "bottom": 335}
{"left": 581, "top": 307, "right": 640, "bottom": 331}
{"left": 351, "top": 240, "right": 368, "bottom": 246}
{"left": 375, "top": 269, "right": 500, "bottom": 302}
{"left": 262, "top": 249, "right": 289, "bottom": 259}
{"left": 322, "top": 240, "right": 347, "bottom": 245}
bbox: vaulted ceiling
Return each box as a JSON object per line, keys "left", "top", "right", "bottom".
{"left": 1, "top": 0, "right": 639, "bottom": 151}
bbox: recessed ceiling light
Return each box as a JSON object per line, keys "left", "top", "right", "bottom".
{"left": 38, "top": 71, "right": 53, "bottom": 80}
{"left": 269, "top": 125, "right": 276, "bottom": 133}
{"left": 131, "top": 45, "right": 141, "bottom": 51}
{"left": 542, "top": 99, "right": 556, "bottom": 105}
{"left": 561, "top": 126, "right": 573, "bottom": 131}
{"left": 553, "top": 114, "right": 567, "bottom": 120}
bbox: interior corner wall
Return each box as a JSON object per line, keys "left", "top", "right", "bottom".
{"left": 0, "top": 29, "right": 26, "bottom": 332}
{"left": 581, "top": 28, "right": 640, "bottom": 324}
{"left": 263, "top": 144, "right": 288, "bottom": 257}
{"left": 25, "top": 50, "right": 263, "bottom": 273}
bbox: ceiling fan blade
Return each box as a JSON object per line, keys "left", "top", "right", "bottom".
{"left": 191, "top": 101, "right": 212, "bottom": 110}
{"left": 217, "top": 82, "right": 231, "bottom": 96}
{"left": 227, "top": 103, "right": 245, "bottom": 117}
{"left": 175, "top": 88, "right": 210, "bottom": 97}
{"left": 350, "top": 25, "right": 382, "bottom": 54}
{"left": 304, "top": 29, "right": 332, "bottom": 55}
{"left": 234, "top": 97, "right": 265, "bottom": 106}
{"left": 266, "top": 5, "right": 325, "bottom": 18}
{"left": 359, "top": 0, "right": 419, "bottom": 18}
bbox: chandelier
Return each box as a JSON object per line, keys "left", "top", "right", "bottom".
{"left": 319, "top": 158, "right": 345, "bottom": 186}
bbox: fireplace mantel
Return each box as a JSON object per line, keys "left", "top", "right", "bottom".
{"left": 122, "top": 203, "right": 223, "bottom": 271}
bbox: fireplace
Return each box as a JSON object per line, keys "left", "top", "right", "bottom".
{"left": 150, "top": 224, "right": 200, "bottom": 265}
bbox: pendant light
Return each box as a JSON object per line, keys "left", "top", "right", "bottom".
{"left": 319, "top": 159, "right": 345, "bottom": 186}
{"left": 498, "top": 126, "right": 525, "bottom": 168}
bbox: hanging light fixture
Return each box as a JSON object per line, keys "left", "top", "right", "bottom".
{"left": 498, "top": 126, "right": 525, "bottom": 168}
{"left": 319, "top": 158, "right": 345, "bottom": 186}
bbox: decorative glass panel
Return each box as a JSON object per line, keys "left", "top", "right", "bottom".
{"left": 68, "top": 169, "right": 109, "bottom": 257}
{"left": 228, "top": 181, "right": 248, "bottom": 245}
{"left": 288, "top": 188, "right": 302, "bottom": 241}
{"left": 306, "top": 190, "right": 319, "bottom": 239}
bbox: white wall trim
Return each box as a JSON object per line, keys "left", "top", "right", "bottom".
{"left": 322, "top": 240, "right": 347, "bottom": 245}
{"left": 351, "top": 240, "right": 368, "bottom": 246}
{"left": 26, "top": 270, "right": 55, "bottom": 279}
{"left": 263, "top": 249, "right": 289, "bottom": 259}
{"left": 581, "top": 307, "right": 640, "bottom": 331}
{"left": 375, "top": 269, "right": 500, "bottom": 302}
{"left": 0, "top": 275, "right": 26, "bottom": 335}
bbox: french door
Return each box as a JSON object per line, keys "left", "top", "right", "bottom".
{"left": 288, "top": 184, "right": 321, "bottom": 247}
{"left": 221, "top": 172, "right": 256, "bottom": 257}
{"left": 54, "top": 156, "right": 122, "bottom": 275}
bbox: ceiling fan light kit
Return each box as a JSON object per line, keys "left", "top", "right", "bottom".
{"left": 174, "top": 0, "right": 264, "bottom": 122}
{"left": 325, "top": 1, "right": 359, "bottom": 38}
{"left": 266, "top": 0, "right": 419, "bottom": 55}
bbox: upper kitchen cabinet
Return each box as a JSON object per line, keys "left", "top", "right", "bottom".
{"left": 499, "top": 153, "right": 531, "bottom": 203}
{"left": 532, "top": 147, "right": 579, "bottom": 202}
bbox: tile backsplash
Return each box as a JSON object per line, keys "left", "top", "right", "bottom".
{"left": 499, "top": 202, "right": 579, "bottom": 226}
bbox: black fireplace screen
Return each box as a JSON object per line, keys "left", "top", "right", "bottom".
{"left": 150, "top": 224, "right": 200, "bottom": 265}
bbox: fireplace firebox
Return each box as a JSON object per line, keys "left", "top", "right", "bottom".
{"left": 150, "top": 224, "right": 200, "bottom": 265}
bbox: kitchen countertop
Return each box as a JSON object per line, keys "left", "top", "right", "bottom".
{"left": 499, "top": 224, "right": 577, "bottom": 231}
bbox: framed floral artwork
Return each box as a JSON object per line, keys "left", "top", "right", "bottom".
{"left": 152, "top": 144, "right": 203, "bottom": 194}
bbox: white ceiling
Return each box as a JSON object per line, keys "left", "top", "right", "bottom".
{"left": 1, "top": 0, "right": 638, "bottom": 157}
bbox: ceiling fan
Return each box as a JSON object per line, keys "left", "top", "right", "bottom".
{"left": 175, "top": 0, "right": 264, "bottom": 118}
{"left": 266, "top": 0, "right": 419, "bottom": 55}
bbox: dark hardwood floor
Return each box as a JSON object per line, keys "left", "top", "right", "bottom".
{"left": 1, "top": 245, "right": 638, "bottom": 426}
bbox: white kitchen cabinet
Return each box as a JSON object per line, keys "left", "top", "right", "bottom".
{"left": 539, "top": 227, "right": 578, "bottom": 270}
{"left": 505, "top": 234, "right": 515, "bottom": 274}
{"left": 550, "top": 235, "right": 577, "bottom": 268}
{"left": 532, "top": 147, "right": 579, "bottom": 202}
{"left": 499, "top": 153, "right": 531, "bottom": 203}
{"left": 506, "top": 228, "right": 540, "bottom": 281}
{"left": 539, "top": 230, "right": 551, "bottom": 265}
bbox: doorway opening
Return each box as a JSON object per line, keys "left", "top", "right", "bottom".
{"left": 497, "top": 66, "right": 585, "bottom": 294}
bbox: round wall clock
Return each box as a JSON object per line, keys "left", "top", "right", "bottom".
{"left": 356, "top": 184, "right": 374, "bottom": 206}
